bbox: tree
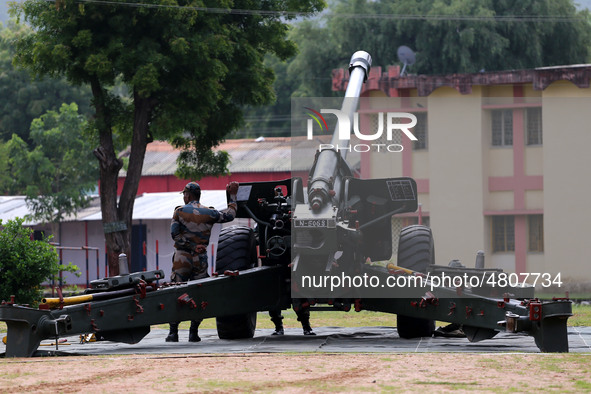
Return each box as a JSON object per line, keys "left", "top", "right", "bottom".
{"left": 0, "top": 21, "right": 93, "bottom": 146}
{"left": 8, "top": 103, "right": 98, "bottom": 225}
{"left": 0, "top": 218, "right": 75, "bottom": 306}
{"left": 312, "top": 0, "right": 591, "bottom": 75}
{"left": 0, "top": 140, "right": 13, "bottom": 193}
{"left": 236, "top": 20, "right": 338, "bottom": 139}
{"left": 232, "top": 54, "right": 302, "bottom": 139}
{"left": 11, "top": 0, "right": 325, "bottom": 274}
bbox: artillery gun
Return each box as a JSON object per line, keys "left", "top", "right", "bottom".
{"left": 0, "top": 51, "right": 572, "bottom": 357}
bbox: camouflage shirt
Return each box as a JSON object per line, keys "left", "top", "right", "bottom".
{"left": 171, "top": 199, "right": 237, "bottom": 252}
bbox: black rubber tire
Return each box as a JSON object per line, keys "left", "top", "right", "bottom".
{"left": 216, "top": 313, "right": 257, "bottom": 340}
{"left": 215, "top": 225, "right": 257, "bottom": 273}
{"left": 397, "top": 225, "right": 435, "bottom": 272}
{"left": 396, "top": 225, "right": 436, "bottom": 339}
{"left": 215, "top": 225, "right": 258, "bottom": 339}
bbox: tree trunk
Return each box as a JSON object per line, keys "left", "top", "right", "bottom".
{"left": 92, "top": 80, "right": 155, "bottom": 276}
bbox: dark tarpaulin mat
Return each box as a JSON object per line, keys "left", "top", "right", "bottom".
{"left": 3, "top": 326, "right": 590, "bottom": 357}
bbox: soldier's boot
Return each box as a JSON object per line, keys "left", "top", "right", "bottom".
{"left": 271, "top": 315, "right": 284, "bottom": 336}
{"left": 299, "top": 316, "right": 316, "bottom": 336}
{"left": 165, "top": 322, "right": 179, "bottom": 342}
{"left": 189, "top": 320, "right": 201, "bottom": 342}
{"left": 302, "top": 324, "right": 316, "bottom": 336}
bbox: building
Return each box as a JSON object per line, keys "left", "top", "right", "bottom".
{"left": 330, "top": 63, "right": 591, "bottom": 285}
{"left": 117, "top": 136, "right": 352, "bottom": 194}
{"left": 0, "top": 137, "right": 359, "bottom": 287}
{"left": 0, "top": 191, "right": 227, "bottom": 287}
{"left": 118, "top": 138, "right": 291, "bottom": 194}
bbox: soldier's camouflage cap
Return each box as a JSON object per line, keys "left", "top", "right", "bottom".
{"left": 181, "top": 182, "right": 201, "bottom": 194}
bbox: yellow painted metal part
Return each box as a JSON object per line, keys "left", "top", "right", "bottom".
{"left": 40, "top": 294, "right": 93, "bottom": 308}
{"left": 386, "top": 263, "right": 414, "bottom": 275}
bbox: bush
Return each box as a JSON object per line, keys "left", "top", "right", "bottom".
{"left": 0, "top": 217, "right": 76, "bottom": 305}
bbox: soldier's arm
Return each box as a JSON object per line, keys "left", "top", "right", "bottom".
{"left": 211, "top": 181, "right": 239, "bottom": 223}
{"left": 211, "top": 201, "right": 237, "bottom": 223}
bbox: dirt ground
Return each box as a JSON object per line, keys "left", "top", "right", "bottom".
{"left": 1, "top": 352, "right": 590, "bottom": 393}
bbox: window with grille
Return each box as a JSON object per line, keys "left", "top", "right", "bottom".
{"left": 492, "top": 215, "right": 515, "bottom": 252}
{"left": 413, "top": 113, "right": 428, "bottom": 150}
{"left": 528, "top": 215, "right": 544, "bottom": 252}
{"left": 391, "top": 217, "right": 403, "bottom": 257}
{"left": 491, "top": 109, "right": 513, "bottom": 146}
{"left": 526, "top": 107, "right": 543, "bottom": 145}
{"left": 372, "top": 113, "right": 402, "bottom": 151}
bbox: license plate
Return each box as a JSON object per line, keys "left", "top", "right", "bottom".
{"left": 293, "top": 219, "right": 334, "bottom": 228}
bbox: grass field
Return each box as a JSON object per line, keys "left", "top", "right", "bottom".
{"left": 2, "top": 303, "right": 590, "bottom": 333}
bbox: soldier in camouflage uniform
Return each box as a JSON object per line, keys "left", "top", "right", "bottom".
{"left": 165, "top": 181, "right": 239, "bottom": 342}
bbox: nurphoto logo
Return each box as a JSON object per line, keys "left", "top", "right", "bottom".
{"left": 305, "top": 108, "right": 418, "bottom": 153}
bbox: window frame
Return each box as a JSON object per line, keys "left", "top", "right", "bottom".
{"left": 412, "top": 112, "right": 428, "bottom": 150}
{"left": 492, "top": 215, "right": 515, "bottom": 253}
{"left": 528, "top": 214, "right": 544, "bottom": 252}
{"left": 525, "top": 107, "right": 543, "bottom": 146}
{"left": 491, "top": 109, "right": 513, "bottom": 147}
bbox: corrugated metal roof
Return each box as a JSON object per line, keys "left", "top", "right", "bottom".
{"left": 141, "top": 151, "right": 179, "bottom": 176}
{"left": 0, "top": 191, "right": 229, "bottom": 224}
{"left": 225, "top": 139, "right": 292, "bottom": 173}
{"left": 81, "top": 191, "right": 227, "bottom": 221}
{"left": 119, "top": 137, "right": 360, "bottom": 176}
{"left": 0, "top": 196, "right": 35, "bottom": 225}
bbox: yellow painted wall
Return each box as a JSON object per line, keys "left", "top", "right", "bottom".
{"left": 412, "top": 151, "right": 429, "bottom": 179}
{"left": 487, "top": 191, "right": 514, "bottom": 211}
{"left": 427, "top": 92, "right": 487, "bottom": 265}
{"left": 369, "top": 149, "right": 403, "bottom": 178}
{"left": 542, "top": 92, "right": 591, "bottom": 278}
{"left": 524, "top": 147, "right": 543, "bottom": 176}
{"left": 364, "top": 75, "right": 591, "bottom": 282}
{"left": 488, "top": 149, "right": 514, "bottom": 176}
{"left": 483, "top": 85, "right": 514, "bottom": 97}
{"left": 525, "top": 190, "right": 543, "bottom": 210}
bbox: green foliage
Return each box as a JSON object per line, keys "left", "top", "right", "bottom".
{"left": 0, "top": 140, "right": 12, "bottom": 192}
{"left": 9, "top": 0, "right": 325, "bottom": 269}
{"left": 0, "top": 135, "right": 28, "bottom": 195}
{"left": 320, "top": 0, "right": 591, "bottom": 74}
{"left": 7, "top": 103, "right": 98, "bottom": 223}
{"left": 0, "top": 217, "right": 77, "bottom": 305}
{"left": 10, "top": 0, "right": 326, "bottom": 178}
{"left": 0, "top": 21, "right": 92, "bottom": 146}
{"left": 239, "top": 0, "right": 591, "bottom": 137}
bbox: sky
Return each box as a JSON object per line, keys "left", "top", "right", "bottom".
{"left": 0, "top": 1, "right": 8, "bottom": 24}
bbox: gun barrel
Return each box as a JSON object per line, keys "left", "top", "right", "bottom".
{"left": 308, "top": 51, "right": 371, "bottom": 211}
{"left": 331, "top": 51, "right": 372, "bottom": 154}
